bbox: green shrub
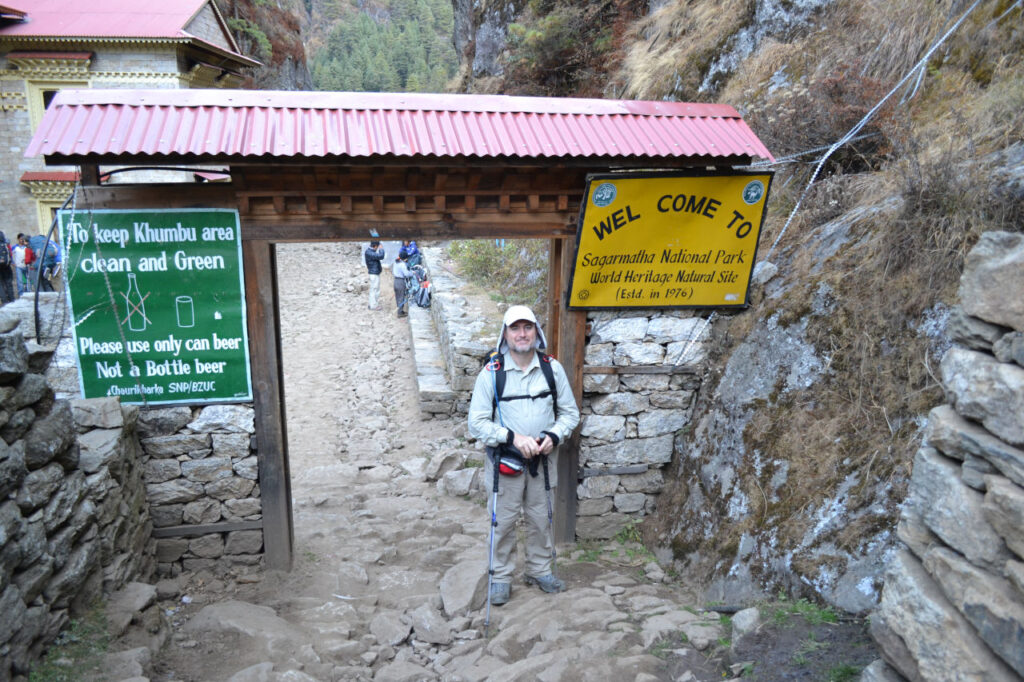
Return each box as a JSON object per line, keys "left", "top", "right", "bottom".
{"left": 446, "top": 240, "right": 549, "bottom": 311}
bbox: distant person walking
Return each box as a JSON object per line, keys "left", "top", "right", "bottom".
{"left": 0, "top": 232, "right": 14, "bottom": 304}
{"left": 392, "top": 252, "right": 415, "bottom": 317}
{"left": 364, "top": 240, "right": 385, "bottom": 310}
{"left": 12, "top": 234, "right": 33, "bottom": 297}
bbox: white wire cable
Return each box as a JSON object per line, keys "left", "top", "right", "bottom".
{"left": 763, "top": 0, "right": 985, "bottom": 261}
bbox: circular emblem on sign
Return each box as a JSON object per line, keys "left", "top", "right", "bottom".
{"left": 591, "top": 183, "right": 617, "bottom": 207}
{"left": 742, "top": 180, "right": 765, "bottom": 205}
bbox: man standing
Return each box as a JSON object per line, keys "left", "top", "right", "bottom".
{"left": 364, "top": 240, "right": 385, "bottom": 310}
{"left": 468, "top": 305, "right": 580, "bottom": 605}
{"left": 12, "top": 234, "right": 32, "bottom": 297}
{"left": 392, "top": 252, "right": 415, "bottom": 317}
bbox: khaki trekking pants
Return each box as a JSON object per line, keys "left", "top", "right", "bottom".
{"left": 485, "top": 453, "right": 556, "bottom": 582}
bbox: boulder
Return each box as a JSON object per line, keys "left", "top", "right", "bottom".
{"left": 909, "top": 447, "right": 1009, "bottom": 571}
{"left": 409, "top": 602, "right": 453, "bottom": 644}
{"left": 942, "top": 348, "right": 1024, "bottom": 446}
{"left": 960, "top": 231, "right": 1024, "bottom": 331}
{"left": 983, "top": 476, "right": 1024, "bottom": 559}
{"left": 440, "top": 560, "right": 487, "bottom": 617}
{"left": 923, "top": 546, "right": 1024, "bottom": 675}
{"left": 871, "top": 549, "right": 1018, "bottom": 681}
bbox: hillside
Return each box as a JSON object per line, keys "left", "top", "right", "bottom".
{"left": 453, "top": 0, "right": 1024, "bottom": 611}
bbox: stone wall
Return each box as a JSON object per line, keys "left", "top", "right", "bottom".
{"left": 867, "top": 231, "right": 1024, "bottom": 681}
{"left": 576, "top": 313, "right": 707, "bottom": 539}
{"left": 141, "top": 403, "right": 264, "bottom": 578}
{"left": 20, "top": 294, "right": 265, "bottom": 578}
{"left": 0, "top": 313, "right": 154, "bottom": 680}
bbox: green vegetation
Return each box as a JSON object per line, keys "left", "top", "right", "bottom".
{"left": 227, "top": 17, "right": 273, "bottom": 62}
{"left": 614, "top": 519, "right": 643, "bottom": 545}
{"left": 828, "top": 663, "right": 863, "bottom": 681}
{"left": 28, "top": 606, "right": 110, "bottom": 682}
{"left": 310, "top": 0, "right": 457, "bottom": 92}
{"left": 446, "top": 240, "right": 549, "bottom": 312}
{"left": 769, "top": 597, "right": 839, "bottom": 627}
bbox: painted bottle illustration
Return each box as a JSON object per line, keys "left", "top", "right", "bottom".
{"left": 124, "top": 273, "right": 147, "bottom": 332}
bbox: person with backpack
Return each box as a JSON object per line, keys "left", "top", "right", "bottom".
{"left": 392, "top": 251, "right": 416, "bottom": 317}
{"left": 364, "top": 240, "right": 385, "bottom": 310}
{"left": 0, "top": 232, "right": 14, "bottom": 304}
{"left": 468, "top": 305, "right": 580, "bottom": 607}
{"left": 12, "top": 234, "right": 33, "bottom": 296}
{"left": 27, "top": 234, "right": 58, "bottom": 293}
{"left": 399, "top": 239, "right": 421, "bottom": 267}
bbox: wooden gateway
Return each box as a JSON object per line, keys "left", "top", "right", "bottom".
{"left": 27, "top": 88, "right": 773, "bottom": 569}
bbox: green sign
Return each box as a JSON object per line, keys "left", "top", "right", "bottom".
{"left": 58, "top": 209, "right": 252, "bottom": 405}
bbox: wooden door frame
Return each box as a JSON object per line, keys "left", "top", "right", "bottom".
{"left": 75, "top": 162, "right": 592, "bottom": 570}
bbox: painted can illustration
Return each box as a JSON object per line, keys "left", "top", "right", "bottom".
{"left": 176, "top": 295, "right": 195, "bottom": 328}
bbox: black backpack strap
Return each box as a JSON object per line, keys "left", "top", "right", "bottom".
{"left": 486, "top": 350, "right": 506, "bottom": 420}
{"left": 539, "top": 354, "right": 559, "bottom": 419}
{"left": 487, "top": 351, "right": 559, "bottom": 420}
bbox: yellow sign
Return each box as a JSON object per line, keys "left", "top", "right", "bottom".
{"left": 567, "top": 171, "right": 772, "bottom": 308}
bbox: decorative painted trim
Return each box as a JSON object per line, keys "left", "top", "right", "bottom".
{"left": 0, "top": 90, "right": 26, "bottom": 110}
{"left": 6, "top": 55, "right": 91, "bottom": 79}
{"left": 21, "top": 179, "right": 75, "bottom": 203}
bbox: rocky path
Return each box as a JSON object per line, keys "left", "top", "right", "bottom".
{"left": 139, "top": 243, "right": 736, "bottom": 682}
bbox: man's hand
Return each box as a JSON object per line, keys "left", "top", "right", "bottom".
{"left": 537, "top": 435, "right": 555, "bottom": 455}
{"left": 512, "top": 432, "right": 540, "bottom": 458}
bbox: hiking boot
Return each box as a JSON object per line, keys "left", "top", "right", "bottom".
{"left": 489, "top": 582, "right": 510, "bottom": 605}
{"left": 524, "top": 574, "right": 565, "bottom": 593}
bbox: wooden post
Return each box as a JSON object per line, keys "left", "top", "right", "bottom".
{"left": 242, "top": 240, "right": 294, "bottom": 571}
{"left": 554, "top": 240, "right": 584, "bottom": 545}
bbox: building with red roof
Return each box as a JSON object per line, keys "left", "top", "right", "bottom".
{"left": 1, "top": 0, "right": 257, "bottom": 236}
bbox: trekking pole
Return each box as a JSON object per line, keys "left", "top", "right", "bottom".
{"left": 541, "top": 454, "right": 557, "bottom": 579}
{"left": 484, "top": 451, "right": 500, "bottom": 638}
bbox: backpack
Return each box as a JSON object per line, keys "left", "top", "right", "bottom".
{"left": 28, "top": 235, "right": 57, "bottom": 269}
{"left": 414, "top": 280, "right": 431, "bottom": 308}
{"left": 0, "top": 239, "right": 10, "bottom": 267}
{"left": 485, "top": 350, "right": 559, "bottom": 420}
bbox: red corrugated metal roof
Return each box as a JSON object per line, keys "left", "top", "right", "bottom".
{"left": 3, "top": 0, "right": 204, "bottom": 39}
{"left": 27, "top": 89, "right": 774, "bottom": 163}
{"left": 0, "top": 0, "right": 255, "bottom": 66}
{"left": 20, "top": 171, "right": 79, "bottom": 182}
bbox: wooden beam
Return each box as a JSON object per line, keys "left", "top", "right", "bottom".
{"left": 554, "top": 244, "right": 586, "bottom": 545}
{"left": 240, "top": 215, "right": 576, "bottom": 241}
{"left": 80, "top": 164, "right": 101, "bottom": 186}
{"left": 63, "top": 183, "right": 236, "bottom": 210}
{"left": 243, "top": 240, "right": 293, "bottom": 571}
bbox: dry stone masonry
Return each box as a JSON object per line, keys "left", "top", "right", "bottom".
{"left": 866, "top": 231, "right": 1024, "bottom": 681}
{"left": 18, "top": 292, "right": 266, "bottom": 578}
{"left": 141, "top": 403, "right": 263, "bottom": 578}
{"left": 0, "top": 305, "right": 155, "bottom": 681}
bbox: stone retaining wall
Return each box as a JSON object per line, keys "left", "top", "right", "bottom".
{"left": 140, "top": 404, "right": 263, "bottom": 577}
{"left": 576, "top": 312, "right": 707, "bottom": 539}
{"left": 421, "top": 246, "right": 708, "bottom": 538}
{"left": 867, "top": 231, "right": 1024, "bottom": 681}
{"left": 14, "top": 294, "right": 265, "bottom": 578}
{"left": 0, "top": 311, "right": 154, "bottom": 680}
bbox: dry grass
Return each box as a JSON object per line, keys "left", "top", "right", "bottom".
{"left": 617, "top": 0, "right": 754, "bottom": 99}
